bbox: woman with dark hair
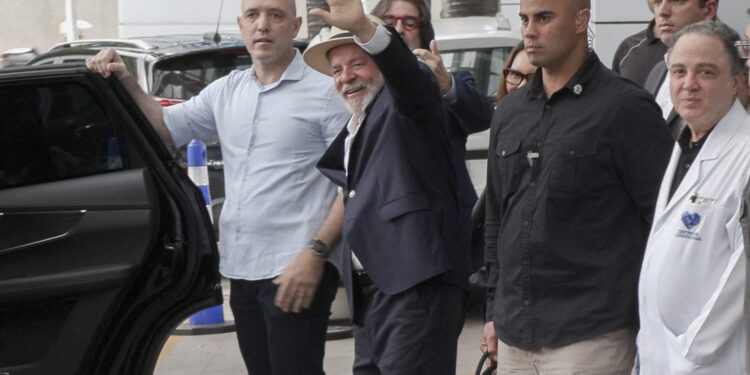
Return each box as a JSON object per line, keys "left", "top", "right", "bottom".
{"left": 497, "top": 41, "right": 535, "bottom": 102}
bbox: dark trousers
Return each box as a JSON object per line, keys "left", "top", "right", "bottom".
{"left": 352, "top": 276, "right": 465, "bottom": 375}
{"left": 229, "top": 262, "right": 339, "bottom": 375}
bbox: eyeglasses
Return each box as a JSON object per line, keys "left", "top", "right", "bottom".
{"left": 736, "top": 40, "right": 750, "bottom": 59}
{"left": 382, "top": 15, "right": 422, "bottom": 30}
{"left": 503, "top": 68, "right": 535, "bottom": 86}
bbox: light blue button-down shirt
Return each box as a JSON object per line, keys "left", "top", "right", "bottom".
{"left": 163, "top": 51, "right": 350, "bottom": 280}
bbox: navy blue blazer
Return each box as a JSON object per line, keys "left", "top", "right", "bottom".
{"left": 317, "top": 30, "right": 472, "bottom": 301}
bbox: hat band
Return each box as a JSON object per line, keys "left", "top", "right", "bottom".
{"left": 330, "top": 31, "right": 354, "bottom": 40}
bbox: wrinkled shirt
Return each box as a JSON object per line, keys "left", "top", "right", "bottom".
{"left": 164, "top": 51, "right": 350, "bottom": 280}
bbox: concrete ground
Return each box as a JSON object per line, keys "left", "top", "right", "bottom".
{"left": 154, "top": 280, "right": 487, "bottom": 375}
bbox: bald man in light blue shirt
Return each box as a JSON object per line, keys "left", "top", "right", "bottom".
{"left": 86, "top": 0, "right": 350, "bottom": 372}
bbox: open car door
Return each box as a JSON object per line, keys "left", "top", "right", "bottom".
{"left": 0, "top": 65, "right": 221, "bottom": 375}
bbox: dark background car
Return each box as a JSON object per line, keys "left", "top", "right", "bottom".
{"left": 0, "top": 63, "right": 220, "bottom": 374}
{"left": 29, "top": 34, "right": 308, "bottom": 232}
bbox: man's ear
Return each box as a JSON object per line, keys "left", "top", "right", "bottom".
{"left": 704, "top": 0, "right": 718, "bottom": 20}
{"left": 292, "top": 16, "right": 303, "bottom": 37}
{"left": 576, "top": 9, "right": 590, "bottom": 33}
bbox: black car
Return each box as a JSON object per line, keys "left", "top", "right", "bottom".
{"left": 0, "top": 64, "right": 221, "bottom": 374}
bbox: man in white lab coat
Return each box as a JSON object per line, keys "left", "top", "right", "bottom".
{"left": 637, "top": 20, "right": 750, "bottom": 375}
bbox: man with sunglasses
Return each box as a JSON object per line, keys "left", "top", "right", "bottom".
{"left": 371, "top": 0, "right": 494, "bottom": 259}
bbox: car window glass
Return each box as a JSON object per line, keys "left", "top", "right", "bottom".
{"left": 151, "top": 49, "right": 253, "bottom": 99}
{"left": 441, "top": 47, "right": 512, "bottom": 102}
{"left": 0, "top": 81, "right": 123, "bottom": 189}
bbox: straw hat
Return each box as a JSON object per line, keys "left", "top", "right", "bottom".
{"left": 303, "top": 15, "right": 383, "bottom": 76}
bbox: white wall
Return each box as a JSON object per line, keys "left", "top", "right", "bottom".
{"left": 0, "top": 0, "right": 118, "bottom": 54}
{"left": 119, "top": 0, "right": 379, "bottom": 39}
{"left": 120, "top": 0, "right": 243, "bottom": 38}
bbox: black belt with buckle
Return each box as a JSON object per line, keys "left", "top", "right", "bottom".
{"left": 353, "top": 270, "right": 373, "bottom": 287}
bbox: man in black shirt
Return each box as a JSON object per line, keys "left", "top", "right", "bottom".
{"left": 480, "top": 0, "right": 673, "bottom": 373}
{"left": 612, "top": 0, "right": 668, "bottom": 87}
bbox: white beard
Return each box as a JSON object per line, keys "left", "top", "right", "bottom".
{"left": 338, "top": 75, "right": 384, "bottom": 116}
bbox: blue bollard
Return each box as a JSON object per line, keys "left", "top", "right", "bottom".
{"left": 175, "top": 139, "right": 234, "bottom": 335}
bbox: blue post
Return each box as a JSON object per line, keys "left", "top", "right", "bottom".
{"left": 175, "top": 139, "right": 234, "bottom": 335}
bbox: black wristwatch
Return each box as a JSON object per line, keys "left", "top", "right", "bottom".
{"left": 307, "top": 238, "right": 332, "bottom": 258}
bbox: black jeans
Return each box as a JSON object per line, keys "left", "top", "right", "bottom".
{"left": 229, "top": 262, "right": 339, "bottom": 375}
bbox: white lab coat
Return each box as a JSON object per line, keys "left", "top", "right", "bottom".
{"left": 638, "top": 101, "right": 750, "bottom": 375}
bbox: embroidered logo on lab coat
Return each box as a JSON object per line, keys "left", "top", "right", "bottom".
{"left": 676, "top": 211, "right": 702, "bottom": 241}
{"left": 681, "top": 211, "right": 701, "bottom": 229}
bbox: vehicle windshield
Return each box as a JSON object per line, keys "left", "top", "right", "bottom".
{"left": 151, "top": 48, "right": 253, "bottom": 99}
{"left": 441, "top": 47, "right": 511, "bottom": 102}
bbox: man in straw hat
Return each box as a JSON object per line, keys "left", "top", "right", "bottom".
{"left": 304, "top": 0, "right": 471, "bottom": 373}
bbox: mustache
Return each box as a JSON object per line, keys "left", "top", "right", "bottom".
{"left": 337, "top": 78, "right": 383, "bottom": 116}
{"left": 341, "top": 82, "right": 368, "bottom": 94}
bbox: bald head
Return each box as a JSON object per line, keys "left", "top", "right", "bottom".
{"left": 241, "top": 0, "right": 296, "bottom": 16}
{"left": 573, "top": 0, "right": 590, "bottom": 10}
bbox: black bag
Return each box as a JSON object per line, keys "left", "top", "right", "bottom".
{"left": 475, "top": 351, "right": 497, "bottom": 375}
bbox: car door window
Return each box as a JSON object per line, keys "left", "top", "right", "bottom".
{"left": 152, "top": 49, "right": 253, "bottom": 99}
{"left": 0, "top": 81, "right": 123, "bottom": 189}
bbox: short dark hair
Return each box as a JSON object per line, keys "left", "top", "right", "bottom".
{"left": 669, "top": 20, "right": 743, "bottom": 76}
{"left": 371, "top": 0, "right": 435, "bottom": 50}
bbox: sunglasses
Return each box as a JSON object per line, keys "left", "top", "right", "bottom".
{"left": 503, "top": 68, "right": 535, "bottom": 86}
{"left": 382, "top": 15, "right": 422, "bottom": 30}
{"left": 736, "top": 40, "right": 750, "bottom": 60}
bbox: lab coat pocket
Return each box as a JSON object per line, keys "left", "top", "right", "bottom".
{"left": 655, "top": 200, "right": 736, "bottom": 347}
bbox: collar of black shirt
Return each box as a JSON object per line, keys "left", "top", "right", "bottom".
{"left": 526, "top": 51, "right": 602, "bottom": 101}
{"left": 677, "top": 123, "right": 714, "bottom": 153}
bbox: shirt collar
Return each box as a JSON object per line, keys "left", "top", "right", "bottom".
{"left": 527, "top": 51, "right": 601, "bottom": 100}
{"left": 248, "top": 49, "right": 306, "bottom": 86}
{"left": 677, "top": 123, "right": 714, "bottom": 153}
